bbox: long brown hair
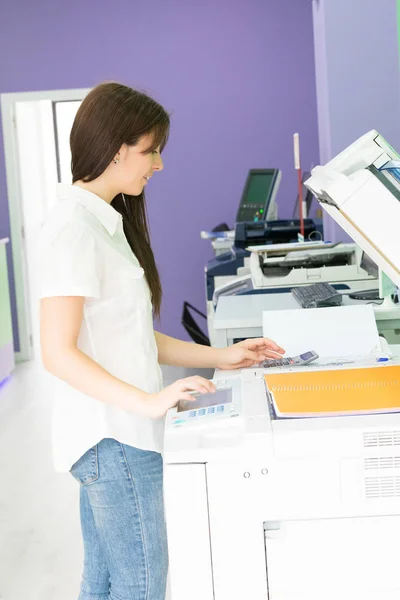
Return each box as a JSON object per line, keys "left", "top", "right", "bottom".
{"left": 70, "top": 82, "right": 170, "bottom": 317}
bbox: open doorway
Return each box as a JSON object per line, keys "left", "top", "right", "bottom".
{"left": 1, "top": 89, "right": 90, "bottom": 361}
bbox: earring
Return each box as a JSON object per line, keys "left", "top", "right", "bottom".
{"left": 113, "top": 158, "right": 119, "bottom": 164}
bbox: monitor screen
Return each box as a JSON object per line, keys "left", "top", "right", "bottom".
{"left": 236, "top": 169, "right": 280, "bottom": 223}
{"left": 177, "top": 388, "right": 232, "bottom": 413}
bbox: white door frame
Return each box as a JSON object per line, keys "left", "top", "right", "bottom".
{"left": 1, "top": 88, "right": 91, "bottom": 362}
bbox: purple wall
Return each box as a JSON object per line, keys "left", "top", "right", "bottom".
{"left": 312, "top": 0, "right": 400, "bottom": 243}
{"left": 0, "top": 0, "right": 319, "bottom": 345}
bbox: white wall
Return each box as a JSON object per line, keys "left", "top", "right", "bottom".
{"left": 14, "top": 98, "right": 83, "bottom": 356}
{"left": 15, "top": 100, "right": 58, "bottom": 356}
{"left": 54, "top": 101, "right": 81, "bottom": 184}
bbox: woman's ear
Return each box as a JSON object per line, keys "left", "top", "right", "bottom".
{"left": 117, "top": 144, "right": 129, "bottom": 162}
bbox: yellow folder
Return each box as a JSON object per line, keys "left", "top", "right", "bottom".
{"left": 264, "top": 365, "right": 400, "bottom": 418}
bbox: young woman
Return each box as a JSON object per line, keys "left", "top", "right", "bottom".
{"left": 39, "top": 82, "right": 284, "bottom": 600}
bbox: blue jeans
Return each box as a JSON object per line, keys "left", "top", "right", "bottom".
{"left": 70, "top": 438, "right": 168, "bottom": 600}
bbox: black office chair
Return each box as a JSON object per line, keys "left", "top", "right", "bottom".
{"left": 181, "top": 301, "right": 210, "bottom": 346}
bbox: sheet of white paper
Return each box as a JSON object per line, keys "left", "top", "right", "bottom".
{"left": 262, "top": 305, "right": 381, "bottom": 360}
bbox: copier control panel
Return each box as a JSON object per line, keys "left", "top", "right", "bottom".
{"left": 167, "top": 377, "right": 242, "bottom": 428}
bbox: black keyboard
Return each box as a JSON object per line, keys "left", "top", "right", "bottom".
{"left": 291, "top": 283, "right": 342, "bottom": 308}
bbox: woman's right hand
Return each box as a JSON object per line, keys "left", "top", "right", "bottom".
{"left": 142, "top": 376, "right": 216, "bottom": 419}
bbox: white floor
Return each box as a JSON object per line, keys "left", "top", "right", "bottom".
{"left": 0, "top": 360, "right": 213, "bottom": 600}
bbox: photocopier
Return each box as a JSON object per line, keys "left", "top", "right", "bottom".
{"left": 206, "top": 240, "right": 379, "bottom": 347}
{"left": 165, "top": 130, "right": 400, "bottom": 600}
{"left": 248, "top": 241, "right": 377, "bottom": 291}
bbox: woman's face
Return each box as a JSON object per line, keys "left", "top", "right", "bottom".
{"left": 116, "top": 134, "right": 164, "bottom": 196}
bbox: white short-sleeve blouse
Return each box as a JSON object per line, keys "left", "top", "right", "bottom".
{"left": 39, "top": 184, "right": 164, "bottom": 472}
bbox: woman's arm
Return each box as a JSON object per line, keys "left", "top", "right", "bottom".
{"left": 41, "top": 296, "right": 149, "bottom": 412}
{"left": 154, "top": 331, "right": 221, "bottom": 368}
{"left": 154, "top": 331, "right": 285, "bottom": 370}
{"left": 41, "top": 298, "right": 216, "bottom": 419}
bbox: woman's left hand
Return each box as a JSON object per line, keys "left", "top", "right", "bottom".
{"left": 216, "top": 337, "right": 285, "bottom": 370}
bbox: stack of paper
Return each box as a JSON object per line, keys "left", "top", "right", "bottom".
{"left": 261, "top": 304, "right": 397, "bottom": 418}
{"left": 262, "top": 305, "right": 382, "bottom": 361}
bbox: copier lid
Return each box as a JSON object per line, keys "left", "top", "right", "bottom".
{"left": 305, "top": 130, "right": 400, "bottom": 288}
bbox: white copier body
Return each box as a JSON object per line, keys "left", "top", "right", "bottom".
{"left": 165, "top": 130, "right": 400, "bottom": 599}
{"left": 164, "top": 364, "right": 400, "bottom": 600}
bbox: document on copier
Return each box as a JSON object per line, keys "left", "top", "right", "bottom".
{"left": 265, "top": 364, "right": 400, "bottom": 418}
{"left": 262, "top": 304, "right": 382, "bottom": 362}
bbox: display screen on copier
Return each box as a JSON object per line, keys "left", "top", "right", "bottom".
{"left": 300, "top": 351, "right": 315, "bottom": 360}
{"left": 177, "top": 388, "right": 232, "bottom": 413}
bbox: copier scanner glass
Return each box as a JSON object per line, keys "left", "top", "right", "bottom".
{"left": 177, "top": 388, "right": 232, "bottom": 413}
{"left": 305, "top": 130, "right": 400, "bottom": 288}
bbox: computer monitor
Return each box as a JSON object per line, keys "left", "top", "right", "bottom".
{"left": 235, "top": 169, "right": 281, "bottom": 224}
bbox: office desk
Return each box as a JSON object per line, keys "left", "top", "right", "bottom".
{"left": 0, "top": 238, "right": 14, "bottom": 384}
{"left": 213, "top": 291, "right": 400, "bottom": 347}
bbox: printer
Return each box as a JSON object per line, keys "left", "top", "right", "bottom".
{"left": 204, "top": 169, "right": 323, "bottom": 257}
{"left": 203, "top": 172, "right": 324, "bottom": 345}
{"left": 202, "top": 168, "right": 282, "bottom": 257}
{"left": 164, "top": 130, "right": 400, "bottom": 600}
{"left": 248, "top": 241, "right": 378, "bottom": 291}
{"left": 234, "top": 217, "right": 320, "bottom": 248}
{"left": 207, "top": 241, "right": 379, "bottom": 346}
